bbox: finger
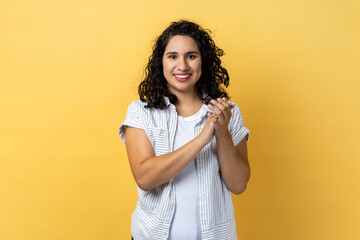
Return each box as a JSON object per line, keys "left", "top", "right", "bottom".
{"left": 207, "top": 112, "right": 218, "bottom": 123}
{"left": 221, "top": 98, "right": 236, "bottom": 118}
{"left": 219, "top": 97, "right": 232, "bottom": 117}
{"left": 208, "top": 109, "right": 225, "bottom": 126}
{"left": 220, "top": 97, "right": 230, "bottom": 108}
{"left": 216, "top": 98, "right": 232, "bottom": 120}
{"left": 209, "top": 99, "right": 227, "bottom": 121}
{"left": 208, "top": 102, "right": 223, "bottom": 117}
{"left": 208, "top": 112, "right": 222, "bottom": 125}
{"left": 220, "top": 97, "right": 234, "bottom": 110}
{"left": 208, "top": 106, "right": 225, "bottom": 125}
{"left": 211, "top": 99, "right": 227, "bottom": 112}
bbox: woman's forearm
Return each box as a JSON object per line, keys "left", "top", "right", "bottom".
{"left": 216, "top": 130, "right": 250, "bottom": 195}
{"left": 125, "top": 117, "right": 215, "bottom": 192}
{"left": 136, "top": 136, "right": 207, "bottom": 191}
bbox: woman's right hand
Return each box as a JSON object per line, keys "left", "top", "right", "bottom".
{"left": 197, "top": 113, "right": 216, "bottom": 145}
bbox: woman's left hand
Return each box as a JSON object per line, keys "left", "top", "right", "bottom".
{"left": 207, "top": 97, "right": 235, "bottom": 137}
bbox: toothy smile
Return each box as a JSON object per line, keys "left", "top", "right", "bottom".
{"left": 174, "top": 74, "right": 191, "bottom": 78}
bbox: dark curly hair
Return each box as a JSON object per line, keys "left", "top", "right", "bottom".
{"left": 138, "top": 19, "right": 230, "bottom": 109}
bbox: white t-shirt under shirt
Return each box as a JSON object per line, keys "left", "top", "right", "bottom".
{"left": 169, "top": 105, "right": 206, "bottom": 240}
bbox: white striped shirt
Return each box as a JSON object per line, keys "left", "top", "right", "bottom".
{"left": 119, "top": 97, "right": 250, "bottom": 240}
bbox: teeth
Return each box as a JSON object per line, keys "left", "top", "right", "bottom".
{"left": 175, "top": 74, "right": 190, "bottom": 78}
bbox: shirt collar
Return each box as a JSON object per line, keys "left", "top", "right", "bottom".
{"left": 164, "top": 96, "right": 171, "bottom": 107}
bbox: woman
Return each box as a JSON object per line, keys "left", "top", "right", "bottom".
{"left": 119, "top": 20, "right": 250, "bottom": 240}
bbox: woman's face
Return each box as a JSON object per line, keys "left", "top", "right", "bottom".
{"left": 162, "top": 35, "right": 202, "bottom": 96}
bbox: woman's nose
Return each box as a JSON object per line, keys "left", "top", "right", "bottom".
{"left": 177, "top": 57, "right": 189, "bottom": 71}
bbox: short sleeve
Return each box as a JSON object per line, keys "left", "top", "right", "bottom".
{"left": 119, "top": 101, "right": 145, "bottom": 144}
{"left": 229, "top": 103, "right": 250, "bottom": 147}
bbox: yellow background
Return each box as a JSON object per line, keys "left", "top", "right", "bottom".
{"left": 1, "top": 0, "right": 359, "bottom": 239}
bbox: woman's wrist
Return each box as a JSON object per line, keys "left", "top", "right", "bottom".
{"left": 215, "top": 127, "right": 231, "bottom": 139}
{"left": 196, "top": 131, "right": 213, "bottom": 148}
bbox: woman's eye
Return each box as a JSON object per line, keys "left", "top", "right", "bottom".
{"left": 168, "top": 55, "right": 196, "bottom": 59}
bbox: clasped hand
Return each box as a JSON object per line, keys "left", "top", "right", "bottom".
{"left": 207, "top": 97, "right": 234, "bottom": 136}
{"left": 199, "top": 97, "right": 234, "bottom": 144}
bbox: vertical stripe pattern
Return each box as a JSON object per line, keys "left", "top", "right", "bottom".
{"left": 119, "top": 97, "right": 250, "bottom": 240}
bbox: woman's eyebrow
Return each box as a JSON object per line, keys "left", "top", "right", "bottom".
{"left": 187, "top": 51, "right": 200, "bottom": 55}
{"left": 165, "top": 51, "right": 200, "bottom": 55}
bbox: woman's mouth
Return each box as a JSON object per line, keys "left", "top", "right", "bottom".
{"left": 174, "top": 74, "right": 191, "bottom": 82}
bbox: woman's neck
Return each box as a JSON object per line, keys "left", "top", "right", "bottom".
{"left": 173, "top": 91, "right": 203, "bottom": 117}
